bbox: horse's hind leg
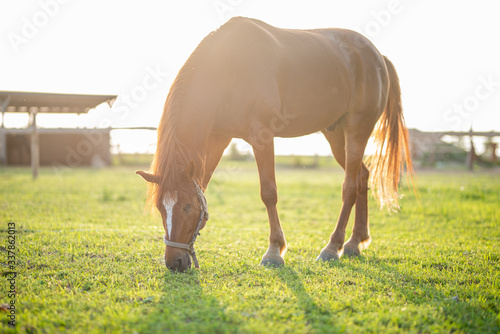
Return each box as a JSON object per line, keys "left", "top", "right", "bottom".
{"left": 343, "top": 163, "right": 371, "bottom": 256}
{"left": 318, "top": 119, "right": 372, "bottom": 261}
{"left": 251, "top": 139, "right": 287, "bottom": 267}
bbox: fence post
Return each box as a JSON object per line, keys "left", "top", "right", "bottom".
{"left": 467, "top": 129, "right": 475, "bottom": 171}
{"left": 30, "top": 109, "right": 39, "bottom": 179}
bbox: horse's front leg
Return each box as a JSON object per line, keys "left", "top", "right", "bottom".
{"left": 252, "top": 139, "right": 287, "bottom": 267}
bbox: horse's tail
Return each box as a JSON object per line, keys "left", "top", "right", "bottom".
{"left": 367, "top": 56, "right": 414, "bottom": 210}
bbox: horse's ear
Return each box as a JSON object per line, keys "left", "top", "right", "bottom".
{"left": 182, "top": 161, "right": 195, "bottom": 180}
{"left": 135, "top": 170, "right": 160, "bottom": 184}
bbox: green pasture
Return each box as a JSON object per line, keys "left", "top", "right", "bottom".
{"left": 0, "top": 158, "right": 499, "bottom": 333}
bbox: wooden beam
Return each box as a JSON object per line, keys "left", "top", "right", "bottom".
{"left": 434, "top": 131, "right": 500, "bottom": 138}
{"left": 30, "top": 109, "right": 39, "bottom": 180}
{"left": 109, "top": 127, "right": 157, "bottom": 131}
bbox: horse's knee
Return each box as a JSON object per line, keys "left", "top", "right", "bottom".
{"left": 261, "top": 186, "right": 278, "bottom": 208}
{"left": 342, "top": 178, "right": 358, "bottom": 204}
{"left": 357, "top": 165, "right": 370, "bottom": 194}
{"left": 360, "top": 164, "right": 369, "bottom": 180}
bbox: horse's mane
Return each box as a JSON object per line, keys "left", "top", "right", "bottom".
{"left": 146, "top": 29, "right": 218, "bottom": 210}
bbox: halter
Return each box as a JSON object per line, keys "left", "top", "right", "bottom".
{"left": 163, "top": 179, "right": 209, "bottom": 269}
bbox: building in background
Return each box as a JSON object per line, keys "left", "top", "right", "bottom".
{"left": 0, "top": 91, "right": 116, "bottom": 178}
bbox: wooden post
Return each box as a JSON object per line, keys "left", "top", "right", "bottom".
{"left": 30, "top": 109, "right": 39, "bottom": 180}
{"left": 0, "top": 128, "right": 6, "bottom": 166}
{"left": 0, "top": 103, "right": 6, "bottom": 166}
{"left": 0, "top": 94, "right": 8, "bottom": 129}
{"left": 467, "top": 128, "right": 475, "bottom": 171}
{"left": 491, "top": 143, "right": 498, "bottom": 162}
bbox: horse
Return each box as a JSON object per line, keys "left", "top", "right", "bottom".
{"left": 136, "top": 17, "right": 413, "bottom": 272}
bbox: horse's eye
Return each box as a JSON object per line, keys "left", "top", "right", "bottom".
{"left": 183, "top": 204, "right": 192, "bottom": 212}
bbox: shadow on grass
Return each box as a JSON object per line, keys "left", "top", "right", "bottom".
{"left": 132, "top": 270, "right": 240, "bottom": 333}
{"left": 338, "top": 256, "right": 499, "bottom": 333}
{"left": 275, "top": 266, "right": 342, "bottom": 333}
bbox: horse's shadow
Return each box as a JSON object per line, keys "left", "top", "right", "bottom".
{"left": 274, "top": 266, "right": 342, "bottom": 333}
{"left": 130, "top": 252, "right": 498, "bottom": 333}
{"left": 132, "top": 265, "right": 341, "bottom": 333}
{"left": 335, "top": 255, "right": 497, "bottom": 332}
{"left": 132, "top": 270, "right": 232, "bottom": 333}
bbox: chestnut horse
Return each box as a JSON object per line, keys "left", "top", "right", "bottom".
{"left": 136, "top": 17, "right": 413, "bottom": 272}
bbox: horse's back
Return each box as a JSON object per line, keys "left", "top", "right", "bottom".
{"left": 191, "top": 17, "right": 389, "bottom": 138}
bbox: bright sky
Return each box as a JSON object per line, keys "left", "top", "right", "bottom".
{"left": 1, "top": 0, "right": 499, "bottom": 154}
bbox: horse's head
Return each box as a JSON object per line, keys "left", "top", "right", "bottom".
{"left": 136, "top": 162, "right": 208, "bottom": 272}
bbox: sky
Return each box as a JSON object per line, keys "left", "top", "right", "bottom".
{"left": 1, "top": 0, "right": 499, "bottom": 154}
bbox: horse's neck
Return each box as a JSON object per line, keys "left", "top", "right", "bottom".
{"left": 174, "top": 128, "right": 207, "bottom": 182}
{"left": 168, "top": 81, "right": 213, "bottom": 181}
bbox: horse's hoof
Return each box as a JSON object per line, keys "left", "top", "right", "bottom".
{"left": 260, "top": 257, "right": 284, "bottom": 268}
{"left": 343, "top": 244, "right": 361, "bottom": 257}
{"left": 316, "top": 250, "right": 341, "bottom": 262}
{"left": 343, "top": 236, "right": 371, "bottom": 257}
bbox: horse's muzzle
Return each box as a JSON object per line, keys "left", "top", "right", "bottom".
{"left": 165, "top": 251, "right": 191, "bottom": 272}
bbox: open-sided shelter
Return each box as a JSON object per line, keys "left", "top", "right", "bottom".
{"left": 0, "top": 91, "right": 116, "bottom": 179}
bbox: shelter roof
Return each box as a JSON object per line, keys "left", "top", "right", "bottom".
{"left": 0, "top": 91, "right": 116, "bottom": 114}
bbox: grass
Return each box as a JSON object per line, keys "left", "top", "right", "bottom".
{"left": 0, "top": 158, "right": 499, "bottom": 333}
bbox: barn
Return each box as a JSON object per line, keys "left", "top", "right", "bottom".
{"left": 0, "top": 91, "right": 116, "bottom": 179}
